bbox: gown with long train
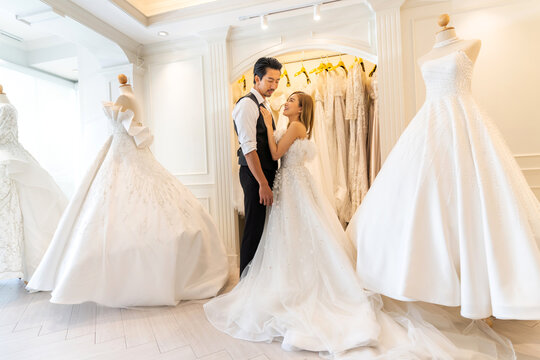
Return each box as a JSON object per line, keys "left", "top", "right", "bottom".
{"left": 347, "top": 48, "right": 540, "bottom": 320}
{"left": 27, "top": 104, "right": 229, "bottom": 307}
{"left": 204, "top": 130, "right": 515, "bottom": 359}
{"left": 0, "top": 103, "right": 67, "bottom": 281}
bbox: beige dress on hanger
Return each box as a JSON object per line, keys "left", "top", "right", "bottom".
{"left": 367, "top": 71, "right": 381, "bottom": 186}
{"left": 326, "top": 69, "right": 349, "bottom": 223}
{"left": 346, "top": 62, "right": 370, "bottom": 218}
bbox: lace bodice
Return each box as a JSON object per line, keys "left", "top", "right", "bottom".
{"left": 0, "top": 104, "right": 18, "bottom": 145}
{"left": 275, "top": 129, "right": 317, "bottom": 168}
{"left": 421, "top": 50, "right": 473, "bottom": 99}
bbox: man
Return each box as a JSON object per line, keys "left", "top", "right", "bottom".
{"left": 233, "top": 57, "right": 282, "bottom": 274}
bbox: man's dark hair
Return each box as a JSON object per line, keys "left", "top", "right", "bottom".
{"left": 253, "top": 57, "right": 282, "bottom": 84}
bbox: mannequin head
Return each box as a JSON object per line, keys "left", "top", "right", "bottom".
{"left": 253, "top": 57, "right": 282, "bottom": 97}
{"left": 118, "top": 74, "right": 130, "bottom": 87}
{"left": 434, "top": 14, "right": 458, "bottom": 44}
{"left": 284, "top": 91, "right": 314, "bottom": 139}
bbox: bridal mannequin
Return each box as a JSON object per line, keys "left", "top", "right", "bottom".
{"left": 114, "top": 74, "right": 143, "bottom": 125}
{"left": 0, "top": 85, "right": 10, "bottom": 104}
{"left": 418, "top": 14, "right": 481, "bottom": 66}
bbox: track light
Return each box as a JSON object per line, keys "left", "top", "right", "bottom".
{"left": 260, "top": 14, "right": 268, "bottom": 29}
{"left": 313, "top": 4, "right": 321, "bottom": 21}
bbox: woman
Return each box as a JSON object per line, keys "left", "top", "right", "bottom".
{"left": 204, "top": 92, "right": 511, "bottom": 358}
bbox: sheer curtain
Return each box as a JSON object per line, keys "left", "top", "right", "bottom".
{"left": 0, "top": 65, "right": 80, "bottom": 197}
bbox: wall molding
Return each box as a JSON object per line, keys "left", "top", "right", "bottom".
{"left": 146, "top": 55, "right": 211, "bottom": 180}
{"left": 373, "top": 4, "right": 407, "bottom": 161}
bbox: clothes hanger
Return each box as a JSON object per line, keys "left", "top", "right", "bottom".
{"left": 369, "top": 64, "right": 377, "bottom": 77}
{"left": 237, "top": 74, "right": 247, "bottom": 91}
{"left": 280, "top": 67, "right": 291, "bottom": 87}
{"left": 360, "top": 58, "right": 366, "bottom": 72}
{"left": 294, "top": 59, "right": 311, "bottom": 84}
{"left": 330, "top": 55, "right": 348, "bottom": 75}
{"left": 349, "top": 57, "right": 358, "bottom": 70}
{"left": 325, "top": 55, "right": 334, "bottom": 72}
{"left": 310, "top": 57, "right": 327, "bottom": 74}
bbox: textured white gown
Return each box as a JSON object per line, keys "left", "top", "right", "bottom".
{"left": 0, "top": 103, "right": 67, "bottom": 281}
{"left": 27, "top": 104, "right": 229, "bottom": 307}
{"left": 204, "top": 130, "right": 514, "bottom": 359}
{"left": 348, "top": 49, "right": 540, "bottom": 320}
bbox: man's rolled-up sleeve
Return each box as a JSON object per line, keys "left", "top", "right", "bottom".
{"left": 233, "top": 98, "right": 259, "bottom": 156}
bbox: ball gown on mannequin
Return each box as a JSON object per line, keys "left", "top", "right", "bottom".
{"left": 27, "top": 102, "right": 229, "bottom": 307}
{"left": 348, "top": 41, "right": 540, "bottom": 320}
{"left": 0, "top": 103, "right": 67, "bottom": 281}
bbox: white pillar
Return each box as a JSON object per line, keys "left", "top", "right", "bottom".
{"left": 368, "top": 0, "right": 406, "bottom": 161}
{"left": 200, "top": 27, "right": 238, "bottom": 257}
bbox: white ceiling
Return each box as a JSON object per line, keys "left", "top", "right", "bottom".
{"left": 0, "top": 7, "right": 59, "bottom": 44}
{"left": 124, "top": 0, "right": 219, "bottom": 16}
{"left": 31, "top": 56, "right": 79, "bottom": 81}
{"left": 70, "top": 0, "right": 365, "bottom": 44}
{"left": 0, "top": 0, "right": 372, "bottom": 82}
{"left": 0, "top": 2, "right": 79, "bottom": 81}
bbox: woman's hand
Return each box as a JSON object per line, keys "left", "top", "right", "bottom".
{"left": 260, "top": 106, "right": 273, "bottom": 130}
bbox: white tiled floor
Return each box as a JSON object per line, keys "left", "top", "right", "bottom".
{"left": 0, "top": 274, "right": 539, "bottom": 360}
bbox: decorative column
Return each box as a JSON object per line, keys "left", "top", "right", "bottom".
{"left": 367, "top": 0, "right": 406, "bottom": 161}
{"left": 200, "top": 27, "right": 238, "bottom": 257}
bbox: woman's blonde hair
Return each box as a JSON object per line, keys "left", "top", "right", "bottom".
{"left": 290, "top": 91, "right": 314, "bottom": 139}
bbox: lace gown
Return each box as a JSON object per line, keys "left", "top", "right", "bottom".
{"left": 346, "top": 62, "right": 370, "bottom": 218}
{"left": 348, "top": 49, "right": 540, "bottom": 320}
{"left": 0, "top": 103, "right": 67, "bottom": 281}
{"left": 27, "top": 104, "right": 229, "bottom": 307}
{"left": 367, "top": 72, "right": 381, "bottom": 186}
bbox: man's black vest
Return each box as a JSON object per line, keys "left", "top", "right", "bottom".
{"left": 233, "top": 92, "right": 278, "bottom": 171}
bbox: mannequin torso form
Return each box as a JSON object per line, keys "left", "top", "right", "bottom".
{"left": 115, "top": 85, "right": 143, "bottom": 125}
{"left": 418, "top": 27, "right": 481, "bottom": 67}
{"left": 0, "top": 85, "right": 11, "bottom": 104}
{"left": 0, "top": 94, "right": 10, "bottom": 104}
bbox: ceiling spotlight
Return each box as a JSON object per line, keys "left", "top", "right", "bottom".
{"left": 260, "top": 15, "right": 268, "bottom": 30}
{"left": 157, "top": 31, "right": 169, "bottom": 37}
{"left": 313, "top": 4, "right": 321, "bottom": 21}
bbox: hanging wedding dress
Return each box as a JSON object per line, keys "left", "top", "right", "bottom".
{"left": 0, "top": 103, "right": 67, "bottom": 281}
{"left": 367, "top": 71, "right": 381, "bottom": 186}
{"left": 346, "top": 62, "right": 369, "bottom": 218}
{"left": 27, "top": 103, "right": 229, "bottom": 307}
{"left": 348, "top": 46, "right": 540, "bottom": 320}
{"left": 204, "top": 130, "right": 514, "bottom": 359}
{"left": 324, "top": 71, "right": 348, "bottom": 223}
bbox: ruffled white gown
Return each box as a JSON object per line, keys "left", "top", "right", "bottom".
{"left": 27, "top": 104, "right": 229, "bottom": 307}
{"left": 0, "top": 103, "right": 67, "bottom": 281}
{"left": 204, "top": 130, "right": 513, "bottom": 359}
{"left": 205, "top": 132, "right": 380, "bottom": 355}
{"left": 348, "top": 49, "right": 540, "bottom": 320}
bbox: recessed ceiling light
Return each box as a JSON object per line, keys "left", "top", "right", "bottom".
{"left": 158, "top": 31, "right": 169, "bottom": 37}
{"left": 260, "top": 15, "right": 268, "bottom": 30}
{"left": 313, "top": 4, "right": 321, "bottom": 21}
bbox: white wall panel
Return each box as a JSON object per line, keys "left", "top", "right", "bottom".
{"left": 402, "top": 0, "right": 540, "bottom": 160}
{"left": 147, "top": 56, "right": 209, "bottom": 179}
